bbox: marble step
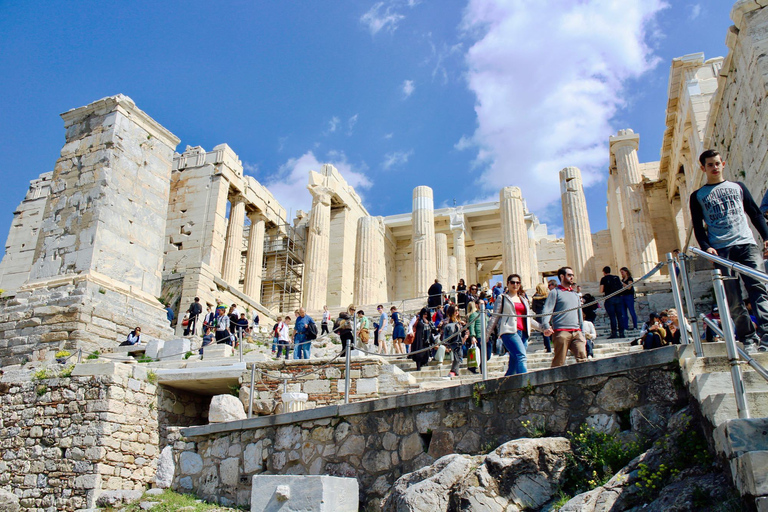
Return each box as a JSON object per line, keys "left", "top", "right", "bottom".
{"left": 689, "top": 371, "right": 768, "bottom": 402}
{"left": 700, "top": 390, "right": 768, "bottom": 427}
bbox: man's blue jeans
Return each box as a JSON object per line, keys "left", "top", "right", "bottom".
{"left": 604, "top": 297, "right": 625, "bottom": 336}
{"left": 500, "top": 331, "right": 528, "bottom": 376}
{"left": 621, "top": 294, "right": 638, "bottom": 330}
{"left": 715, "top": 243, "right": 768, "bottom": 344}
{"left": 293, "top": 334, "right": 311, "bottom": 359}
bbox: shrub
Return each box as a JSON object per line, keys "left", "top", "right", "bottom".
{"left": 55, "top": 350, "right": 71, "bottom": 359}
{"left": 86, "top": 350, "right": 100, "bottom": 360}
{"left": 146, "top": 370, "right": 157, "bottom": 385}
{"left": 31, "top": 367, "right": 53, "bottom": 381}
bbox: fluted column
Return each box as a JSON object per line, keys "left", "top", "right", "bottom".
{"left": 303, "top": 185, "right": 333, "bottom": 310}
{"left": 450, "top": 209, "right": 467, "bottom": 283}
{"left": 610, "top": 129, "right": 658, "bottom": 275}
{"left": 354, "top": 216, "right": 386, "bottom": 305}
{"left": 221, "top": 194, "right": 246, "bottom": 286}
{"left": 606, "top": 172, "right": 628, "bottom": 272}
{"left": 527, "top": 222, "right": 539, "bottom": 286}
{"left": 499, "top": 186, "right": 531, "bottom": 287}
{"left": 412, "top": 186, "right": 436, "bottom": 297}
{"left": 447, "top": 256, "right": 458, "bottom": 291}
{"left": 435, "top": 233, "right": 449, "bottom": 286}
{"left": 560, "top": 167, "right": 595, "bottom": 282}
{"left": 243, "top": 211, "right": 265, "bottom": 300}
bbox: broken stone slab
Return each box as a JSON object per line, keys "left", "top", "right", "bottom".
{"left": 250, "top": 475, "right": 359, "bottom": 512}
{"left": 159, "top": 338, "right": 190, "bottom": 360}
{"left": 209, "top": 394, "right": 247, "bottom": 423}
{"left": 155, "top": 445, "right": 174, "bottom": 489}
{"left": 71, "top": 361, "right": 133, "bottom": 378}
{"left": 95, "top": 489, "right": 144, "bottom": 507}
{"left": 145, "top": 338, "right": 165, "bottom": 360}
{"left": 201, "top": 344, "right": 233, "bottom": 359}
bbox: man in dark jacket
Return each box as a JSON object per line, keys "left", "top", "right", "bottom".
{"left": 427, "top": 279, "right": 443, "bottom": 309}
{"left": 600, "top": 266, "right": 625, "bottom": 339}
{"left": 185, "top": 297, "right": 203, "bottom": 336}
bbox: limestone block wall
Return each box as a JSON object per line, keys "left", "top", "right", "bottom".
{"left": 707, "top": 4, "right": 768, "bottom": 214}
{"left": 536, "top": 238, "right": 567, "bottom": 279}
{"left": 172, "top": 349, "right": 686, "bottom": 509}
{"left": 0, "top": 172, "right": 52, "bottom": 296}
{"left": 591, "top": 230, "right": 616, "bottom": 276}
{"left": 0, "top": 368, "right": 159, "bottom": 511}
{"left": 645, "top": 181, "right": 679, "bottom": 272}
{"left": 394, "top": 238, "right": 413, "bottom": 300}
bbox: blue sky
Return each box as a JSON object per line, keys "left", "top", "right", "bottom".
{"left": 0, "top": 1, "right": 733, "bottom": 257}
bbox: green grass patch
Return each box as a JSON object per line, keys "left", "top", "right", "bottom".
{"left": 116, "top": 489, "right": 240, "bottom": 511}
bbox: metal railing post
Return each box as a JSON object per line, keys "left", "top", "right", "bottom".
{"left": 247, "top": 364, "right": 256, "bottom": 418}
{"left": 480, "top": 302, "right": 488, "bottom": 380}
{"left": 345, "top": 315, "right": 355, "bottom": 404}
{"left": 678, "top": 255, "right": 705, "bottom": 357}
{"left": 239, "top": 328, "right": 244, "bottom": 362}
{"left": 712, "top": 269, "right": 750, "bottom": 419}
{"left": 666, "top": 253, "right": 690, "bottom": 346}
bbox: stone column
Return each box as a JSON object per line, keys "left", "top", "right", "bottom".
{"left": 447, "top": 256, "right": 458, "bottom": 292}
{"left": 670, "top": 194, "right": 687, "bottom": 253}
{"left": 435, "top": 233, "right": 449, "bottom": 286}
{"left": 354, "top": 216, "right": 386, "bottom": 306}
{"left": 450, "top": 209, "right": 467, "bottom": 283}
{"left": 303, "top": 185, "right": 333, "bottom": 310}
{"left": 221, "top": 195, "right": 246, "bottom": 286}
{"left": 499, "top": 187, "right": 530, "bottom": 287}
{"left": 527, "top": 223, "right": 540, "bottom": 287}
{"left": 412, "top": 186, "right": 436, "bottom": 298}
{"left": 606, "top": 172, "right": 628, "bottom": 272}
{"left": 610, "top": 129, "right": 658, "bottom": 276}
{"left": 243, "top": 211, "right": 265, "bottom": 300}
{"left": 560, "top": 166, "right": 595, "bottom": 282}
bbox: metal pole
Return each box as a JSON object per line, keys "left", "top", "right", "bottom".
{"left": 678, "top": 255, "right": 705, "bottom": 357}
{"left": 77, "top": 349, "right": 82, "bottom": 364}
{"left": 247, "top": 364, "right": 256, "bottom": 418}
{"left": 479, "top": 302, "right": 488, "bottom": 380}
{"left": 239, "top": 328, "right": 243, "bottom": 362}
{"left": 712, "top": 269, "right": 750, "bottom": 419}
{"left": 345, "top": 315, "right": 354, "bottom": 404}
{"left": 702, "top": 315, "right": 768, "bottom": 383}
{"left": 691, "top": 246, "right": 768, "bottom": 284}
{"left": 666, "top": 253, "right": 690, "bottom": 346}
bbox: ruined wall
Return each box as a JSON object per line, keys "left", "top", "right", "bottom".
{"left": 536, "top": 237, "right": 566, "bottom": 279}
{"left": 172, "top": 349, "right": 686, "bottom": 510}
{"left": 0, "top": 172, "right": 52, "bottom": 296}
{"left": 591, "top": 229, "right": 616, "bottom": 273}
{"left": 707, "top": 4, "right": 768, "bottom": 211}
{"left": 0, "top": 367, "right": 159, "bottom": 510}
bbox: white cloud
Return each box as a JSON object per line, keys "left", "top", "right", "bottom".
{"left": 243, "top": 161, "right": 259, "bottom": 175}
{"left": 347, "top": 114, "right": 359, "bottom": 135}
{"left": 264, "top": 151, "right": 373, "bottom": 218}
{"left": 361, "top": 2, "right": 405, "bottom": 35}
{"left": 384, "top": 132, "right": 394, "bottom": 139}
{"left": 382, "top": 149, "right": 414, "bottom": 170}
{"left": 325, "top": 116, "right": 340, "bottom": 134}
{"left": 688, "top": 4, "right": 702, "bottom": 20}
{"left": 402, "top": 79, "right": 415, "bottom": 98}
{"left": 460, "top": 0, "right": 667, "bottom": 212}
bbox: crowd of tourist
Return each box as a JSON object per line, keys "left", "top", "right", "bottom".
{"left": 123, "top": 149, "right": 768, "bottom": 378}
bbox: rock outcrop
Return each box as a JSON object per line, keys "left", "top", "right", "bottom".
{"left": 384, "top": 437, "right": 571, "bottom": 511}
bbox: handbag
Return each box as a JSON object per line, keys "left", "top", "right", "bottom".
{"left": 404, "top": 333, "right": 414, "bottom": 345}
{"left": 467, "top": 346, "right": 479, "bottom": 368}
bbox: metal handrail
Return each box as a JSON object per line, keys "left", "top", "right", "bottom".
{"left": 689, "top": 246, "right": 768, "bottom": 284}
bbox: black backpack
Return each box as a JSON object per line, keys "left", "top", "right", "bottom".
{"left": 306, "top": 321, "right": 318, "bottom": 340}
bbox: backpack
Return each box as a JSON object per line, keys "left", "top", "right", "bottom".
{"left": 306, "top": 320, "right": 318, "bottom": 340}
{"left": 272, "top": 323, "right": 279, "bottom": 336}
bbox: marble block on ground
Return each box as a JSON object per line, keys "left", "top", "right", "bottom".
{"left": 145, "top": 339, "right": 165, "bottom": 360}
{"left": 159, "top": 338, "right": 190, "bottom": 360}
{"left": 202, "top": 344, "right": 234, "bottom": 358}
{"left": 250, "top": 475, "right": 358, "bottom": 512}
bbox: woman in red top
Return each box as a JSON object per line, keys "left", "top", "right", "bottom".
{"left": 487, "top": 273, "right": 541, "bottom": 375}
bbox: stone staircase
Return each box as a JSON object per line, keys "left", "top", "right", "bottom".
{"left": 679, "top": 342, "right": 768, "bottom": 508}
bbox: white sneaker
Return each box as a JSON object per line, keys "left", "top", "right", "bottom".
{"left": 744, "top": 343, "right": 758, "bottom": 355}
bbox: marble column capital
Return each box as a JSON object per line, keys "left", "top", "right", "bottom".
{"left": 308, "top": 185, "right": 334, "bottom": 206}
{"left": 229, "top": 193, "right": 246, "bottom": 205}
{"left": 246, "top": 209, "right": 263, "bottom": 223}
{"left": 609, "top": 129, "right": 640, "bottom": 152}
{"left": 500, "top": 186, "right": 523, "bottom": 201}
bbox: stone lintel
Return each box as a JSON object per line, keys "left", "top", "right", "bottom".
{"left": 60, "top": 94, "right": 180, "bottom": 149}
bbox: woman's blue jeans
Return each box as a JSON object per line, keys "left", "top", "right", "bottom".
{"left": 622, "top": 295, "right": 638, "bottom": 329}
{"left": 500, "top": 331, "right": 528, "bottom": 376}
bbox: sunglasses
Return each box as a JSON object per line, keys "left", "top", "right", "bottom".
{"left": 509, "top": 281, "right": 521, "bottom": 285}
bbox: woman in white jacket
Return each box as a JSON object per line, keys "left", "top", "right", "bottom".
{"left": 488, "top": 273, "right": 541, "bottom": 376}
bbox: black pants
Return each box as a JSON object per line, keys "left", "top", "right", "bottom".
{"left": 715, "top": 243, "right": 768, "bottom": 344}
{"left": 321, "top": 322, "right": 329, "bottom": 335}
{"left": 184, "top": 315, "right": 199, "bottom": 336}
{"left": 339, "top": 332, "right": 354, "bottom": 356}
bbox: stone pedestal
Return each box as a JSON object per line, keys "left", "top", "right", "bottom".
{"left": 221, "top": 195, "right": 246, "bottom": 286}
{"left": 412, "top": 186, "right": 436, "bottom": 298}
{"left": 0, "top": 95, "right": 179, "bottom": 365}
{"left": 435, "top": 233, "right": 449, "bottom": 286}
{"left": 560, "top": 167, "right": 595, "bottom": 282}
{"left": 354, "top": 216, "right": 386, "bottom": 306}
{"left": 250, "top": 475, "right": 358, "bottom": 512}
{"left": 610, "top": 130, "right": 659, "bottom": 276}
{"left": 243, "top": 213, "right": 265, "bottom": 300}
{"left": 303, "top": 186, "right": 333, "bottom": 310}
{"left": 499, "top": 187, "right": 531, "bottom": 288}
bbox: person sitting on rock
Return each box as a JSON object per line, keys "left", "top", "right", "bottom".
{"left": 120, "top": 327, "right": 141, "bottom": 346}
{"left": 199, "top": 327, "right": 214, "bottom": 354}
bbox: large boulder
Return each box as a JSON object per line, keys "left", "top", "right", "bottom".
{"left": 0, "top": 489, "right": 19, "bottom": 512}
{"left": 155, "top": 445, "right": 175, "bottom": 489}
{"left": 208, "top": 394, "right": 247, "bottom": 423}
{"left": 384, "top": 437, "right": 571, "bottom": 511}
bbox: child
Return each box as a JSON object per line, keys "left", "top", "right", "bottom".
{"left": 690, "top": 149, "right": 768, "bottom": 352}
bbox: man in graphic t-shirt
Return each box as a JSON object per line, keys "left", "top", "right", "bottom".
{"left": 691, "top": 149, "right": 768, "bottom": 352}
